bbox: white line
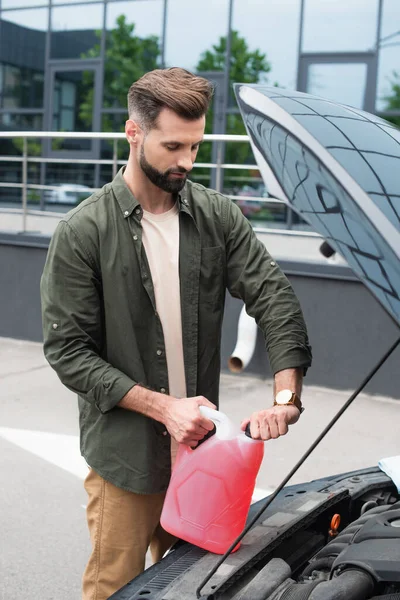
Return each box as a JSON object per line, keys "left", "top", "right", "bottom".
{"left": 0, "top": 427, "right": 88, "bottom": 480}
{"left": 0, "top": 426, "right": 275, "bottom": 507}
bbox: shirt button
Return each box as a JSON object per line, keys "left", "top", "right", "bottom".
{"left": 270, "top": 261, "right": 276, "bottom": 266}
{"left": 133, "top": 235, "right": 138, "bottom": 241}
{"left": 135, "top": 208, "right": 141, "bottom": 214}
{"left": 156, "top": 349, "right": 162, "bottom": 356}
{"left": 52, "top": 323, "right": 58, "bottom": 330}
{"left": 162, "top": 430, "right": 168, "bottom": 436}
{"left": 183, "top": 199, "right": 188, "bottom": 204}
{"left": 160, "top": 387, "right": 166, "bottom": 393}
{"left": 124, "top": 210, "right": 129, "bottom": 216}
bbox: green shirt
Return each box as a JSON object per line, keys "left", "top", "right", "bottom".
{"left": 40, "top": 168, "right": 312, "bottom": 494}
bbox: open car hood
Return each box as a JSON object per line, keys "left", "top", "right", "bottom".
{"left": 234, "top": 85, "right": 400, "bottom": 327}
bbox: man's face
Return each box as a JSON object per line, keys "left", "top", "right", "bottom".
{"left": 133, "top": 108, "right": 205, "bottom": 193}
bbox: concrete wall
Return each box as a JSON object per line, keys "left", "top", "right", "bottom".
{"left": 221, "top": 271, "right": 400, "bottom": 398}
{"left": 0, "top": 233, "right": 48, "bottom": 342}
{"left": 1, "top": 232, "right": 399, "bottom": 398}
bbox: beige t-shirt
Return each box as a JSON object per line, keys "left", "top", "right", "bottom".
{"left": 142, "top": 202, "right": 186, "bottom": 464}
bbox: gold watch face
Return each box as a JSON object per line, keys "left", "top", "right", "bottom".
{"left": 275, "top": 389, "right": 294, "bottom": 405}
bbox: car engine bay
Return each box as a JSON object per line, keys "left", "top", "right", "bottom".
{"left": 235, "top": 497, "right": 400, "bottom": 600}
{"left": 111, "top": 468, "right": 400, "bottom": 600}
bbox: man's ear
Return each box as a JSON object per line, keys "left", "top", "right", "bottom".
{"left": 125, "top": 119, "right": 141, "bottom": 145}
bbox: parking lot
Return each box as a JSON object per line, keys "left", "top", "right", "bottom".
{"left": 1, "top": 336, "right": 399, "bottom": 599}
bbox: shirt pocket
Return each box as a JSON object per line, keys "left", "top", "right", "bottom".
{"left": 199, "top": 246, "right": 224, "bottom": 305}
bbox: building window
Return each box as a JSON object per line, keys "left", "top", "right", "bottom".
{"left": 0, "top": 63, "right": 44, "bottom": 109}
{"left": 50, "top": 3, "right": 104, "bottom": 60}
{"left": 302, "top": 0, "right": 379, "bottom": 53}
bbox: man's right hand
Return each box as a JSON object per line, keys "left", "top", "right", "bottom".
{"left": 164, "top": 396, "right": 216, "bottom": 447}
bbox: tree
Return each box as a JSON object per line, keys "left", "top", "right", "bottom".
{"left": 80, "top": 15, "right": 161, "bottom": 132}
{"left": 383, "top": 71, "right": 400, "bottom": 128}
{"left": 194, "top": 31, "right": 271, "bottom": 192}
{"left": 197, "top": 30, "right": 271, "bottom": 87}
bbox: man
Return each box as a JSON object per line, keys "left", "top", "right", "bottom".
{"left": 40, "top": 67, "right": 312, "bottom": 599}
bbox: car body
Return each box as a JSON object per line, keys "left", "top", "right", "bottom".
{"left": 111, "top": 467, "right": 399, "bottom": 600}
{"left": 44, "top": 183, "right": 92, "bottom": 205}
{"left": 111, "top": 86, "right": 400, "bottom": 600}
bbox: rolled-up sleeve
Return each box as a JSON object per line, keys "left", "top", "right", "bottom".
{"left": 223, "top": 200, "right": 312, "bottom": 375}
{"left": 40, "top": 220, "right": 136, "bottom": 413}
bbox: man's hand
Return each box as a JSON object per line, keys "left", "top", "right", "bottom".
{"left": 241, "top": 405, "right": 300, "bottom": 441}
{"left": 164, "top": 396, "right": 217, "bottom": 447}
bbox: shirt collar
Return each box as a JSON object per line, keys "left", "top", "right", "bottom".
{"left": 112, "top": 166, "right": 191, "bottom": 219}
{"left": 112, "top": 167, "right": 140, "bottom": 218}
{"left": 178, "top": 182, "right": 191, "bottom": 215}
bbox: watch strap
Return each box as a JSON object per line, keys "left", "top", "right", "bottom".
{"left": 274, "top": 392, "right": 304, "bottom": 414}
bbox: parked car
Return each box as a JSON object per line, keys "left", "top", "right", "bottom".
{"left": 44, "top": 183, "right": 92, "bottom": 205}
{"left": 111, "top": 86, "right": 400, "bottom": 600}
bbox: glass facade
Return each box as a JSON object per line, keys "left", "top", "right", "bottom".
{"left": 233, "top": 0, "right": 301, "bottom": 91}
{"left": 302, "top": 0, "right": 379, "bottom": 53}
{"left": 0, "top": 0, "right": 399, "bottom": 226}
{"left": 377, "top": 0, "right": 400, "bottom": 112}
{"left": 307, "top": 63, "right": 368, "bottom": 109}
{"left": 0, "top": 63, "right": 44, "bottom": 109}
{"left": 165, "top": 0, "right": 229, "bottom": 72}
{"left": 50, "top": 4, "right": 104, "bottom": 60}
{"left": 106, "top": 1, "right": 163, "bottom": 41}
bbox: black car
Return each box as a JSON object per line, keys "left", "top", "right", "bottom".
{"left": 111, "top": 86, "right": 400, "bottom": 600}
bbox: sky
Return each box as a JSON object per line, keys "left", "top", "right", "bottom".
{"left": 1, "top": 0, "right": 400, "bottom": 110}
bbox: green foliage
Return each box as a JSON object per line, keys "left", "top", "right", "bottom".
{"left": 13, "top": 137, "right": 42, "bottom": 157}
{"left": 383, "top": 71, "right": 400, "bottom": 128}
{"left": 12, "top": 139, "right": 42, "bottom": 202}
{"left": 197, "top": 30, "right": 271, "bottom": 87}
{"left": 80, "top": 15, "right": 161, "bottom": 132}
{"left": 27, "top": 189, "right": 41, "bottom": 204}
{"left": 195, "top": 30, "right": 271, "bottom": 189}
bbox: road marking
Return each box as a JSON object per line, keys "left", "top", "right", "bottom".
{"left": 0, "top": 427, "right": 88, "bottom": 479}
{"left": 0, "top": 426, "right": 274, "bottom": 504}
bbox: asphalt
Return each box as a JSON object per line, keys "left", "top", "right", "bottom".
{"left": 1, "top": 336, "right": 399, "bottom": 600}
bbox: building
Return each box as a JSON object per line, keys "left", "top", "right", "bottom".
{"left": 1, "top": 0, "right": 399, "bottom": 395}
{"left": 0, "top": 0, "right": 399, "bottom": 197}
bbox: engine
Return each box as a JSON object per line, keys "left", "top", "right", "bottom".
{"left": 232, "top": 502, "right": 400, "bottom": 600}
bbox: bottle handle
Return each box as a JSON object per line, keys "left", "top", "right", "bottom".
{"left": 199, "top": 406, "right": 258, "bottom": 440}
{"left": 244, "top": 423, "right": 253, "bottom": 438}
{"left": 198, "top": 405, "right": 239, "bottom": 440}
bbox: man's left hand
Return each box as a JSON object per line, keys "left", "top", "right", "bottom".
{"left": 241, "top": 405, "right": 300, "bottom": 441}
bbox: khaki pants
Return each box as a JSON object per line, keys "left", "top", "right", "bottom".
{"left": 82, "top": 468, "right": 176, "bottom": 600}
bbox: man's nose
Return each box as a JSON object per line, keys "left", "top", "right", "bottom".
{"left": 177, "top": 155, "right": 193, "bottom": 173}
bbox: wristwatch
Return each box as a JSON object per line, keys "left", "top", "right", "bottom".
{"left": 274, "top": 389, "right": 304, "bottom": 413}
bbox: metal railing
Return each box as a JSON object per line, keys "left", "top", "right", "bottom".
{"left": 0, "top": 131, "right": 305, "bottom": 235}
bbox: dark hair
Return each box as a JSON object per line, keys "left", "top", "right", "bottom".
{"left": 127, "top": 68, "right": 214, "bottom": 130}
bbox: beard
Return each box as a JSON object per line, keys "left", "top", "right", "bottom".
{"left": 139, "top": 145, "right": 188, "bottom": 193}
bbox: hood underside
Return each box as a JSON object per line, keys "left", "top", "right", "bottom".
{"left": 234, "top": 84, "right": 400, "bottom": 327}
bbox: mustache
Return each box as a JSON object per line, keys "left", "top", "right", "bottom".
{"left": 167, "top": 167, "right": 188, "bottom": 175}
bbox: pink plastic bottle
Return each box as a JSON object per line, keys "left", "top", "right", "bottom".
{"left": 160, "top": 406, "right": 264, "bottom": 554}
